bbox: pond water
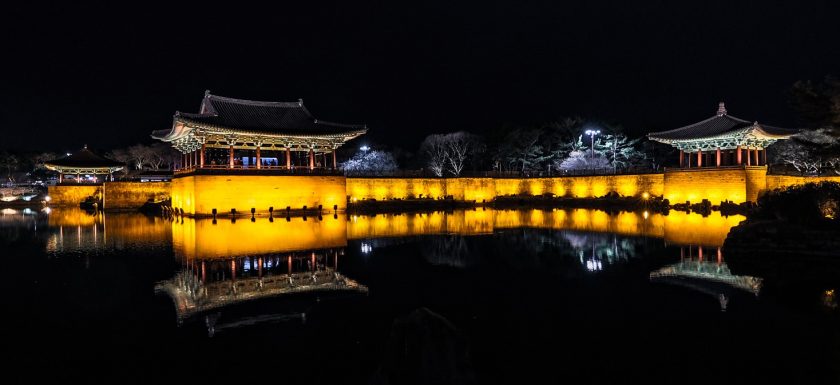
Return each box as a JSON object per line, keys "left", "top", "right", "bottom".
{"left": 1, "top": 207, "right": 838, "bottom": 384}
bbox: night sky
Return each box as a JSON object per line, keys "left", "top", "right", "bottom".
{"left": 2, "top": 1, "right": 839, "bottom": 153}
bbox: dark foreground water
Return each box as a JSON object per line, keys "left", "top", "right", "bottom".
{"left": 1, "top": 207, "right": 838, "bottom": 384}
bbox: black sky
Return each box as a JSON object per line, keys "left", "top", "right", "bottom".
{"left": 2, "top": 1, "right": 839, "bottom": 153}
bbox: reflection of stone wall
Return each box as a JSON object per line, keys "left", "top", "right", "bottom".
{"left": 47, "top": 185, "right": 101, "bottom": 206}
{"left": 346, "top": 208, "right": 745, "bottom": 247}
{"left": 346, "top": 174, "right": 665, "bottom": 201}
{"left": 171, "top": 175, "right": 347, "bottom": 216}
{"left": 102, "top": 182, "right": 170, "bottom": 210}
{"left": 172, "top": 214, "right": 347, "bottom": 259}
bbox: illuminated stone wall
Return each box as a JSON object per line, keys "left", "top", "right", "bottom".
{"left": 47, "top": 185, "right": 101, "bottom": 206}
{"left": 345, "top": 174, "right": 664, "bottom": 201}
{"left": 171, "top": 174, "right": 347, "bottom": 216}
{"left": 765, "top": 175, "right": 840, "bottom": 191}
{"left": 663, "top": 167, "right": 767, "bottom": 205}
{"left": 102, "top": 181, "right": 170, "bottom": 210}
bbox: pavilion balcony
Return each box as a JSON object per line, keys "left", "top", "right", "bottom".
{"left": 174, "top": 165, "right": 343, "bottom": 177}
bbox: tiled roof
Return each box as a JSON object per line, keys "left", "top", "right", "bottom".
{"left": 648, "top": 102, "right": 798, "bottom": 141}
{"left": 45, "top": 146, "right": 123, "bottom": 168}
{"left": 176, "top": 92, "right": 366, "bottom": 136}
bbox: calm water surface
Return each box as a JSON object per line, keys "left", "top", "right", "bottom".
{"left": 1, "top": 207, "right": 838, "bottom": 384}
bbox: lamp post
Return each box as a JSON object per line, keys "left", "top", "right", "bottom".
{"left": 585, "top": 129, "right": 600, "bottom": 172}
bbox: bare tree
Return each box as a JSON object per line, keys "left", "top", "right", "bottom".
{"left": 127, "top": 144, "right": 153, "bottom": 170}
{"left": 772, "top": 129, "right": 839, "bottom": 174}
{"left": 420, "top": 134, "right": 448, "bottom": 177}
{"left": 147, "top": 142, "right": 176, "bottom": 170}
{"left": 0, "top": 152, "right": 19, "bottom": 183}
{"left": 444, "top": 132, "right": 477, "bottom": 176}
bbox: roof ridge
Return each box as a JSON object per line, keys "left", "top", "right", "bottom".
{"left": 207, "top": 93, "right": 305, "bottom": 108}
{"left": 649, "top": 114, "right": 752, "bottom": 136}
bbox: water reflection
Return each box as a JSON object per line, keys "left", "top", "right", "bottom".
{"left": 43, "top": 209, "right": 172, "bottom": 253}
{"left": 155, "top": 249, "right": 367, "bottom": 335}
{"left": 650, "top": 248, "right": 763, "bottom": 311}
{"left": 27, "top": 207, "right": 746, "bottom": 257}
{"left": 347, "top": 209, "right": 744, "bottom": 247}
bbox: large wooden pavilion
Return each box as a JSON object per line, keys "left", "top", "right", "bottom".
{"left": 151, "top": 91, "right": 367, "bottom": 172}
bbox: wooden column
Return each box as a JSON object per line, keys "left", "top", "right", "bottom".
{"left": 309, "top": 147, "right": 315, "bottom": 170}
{"left": 736, "top": 145, "right": 742, "bottom": 165}
{"left": 716, "top": 148, "right": 721, "bottom": 167}
{"left": 753, "top": 148, "right": 760, "bottom": 166}
{"left": 255, "top": 146, "right": 261, "bottom": 169}
{"left": 286, "top": 147, "right": 291, "bottom": 169}
{"left": 200, "top": 144, "right": 205, "bottom": 168}
{"left": 746, "top": 147, "right": 751, "bottom": 166}
{"left": 229, "top": 145, "right": 235, "bottom": 168}
{"left": 697, "top": 150, "right": 702, "bottom": 167}
{"left": 679, "top": 150, "right": 684, "bottom": 167}
{"left": 59, "top": 174, "right": 63, "bottom": 183}
{"left": 332, "top": 151, "right": 337, "bottom": 169}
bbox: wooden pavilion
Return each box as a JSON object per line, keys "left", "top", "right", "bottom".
{"left": 151, "top": 91, "right": 367, "bottom": 172}
{"left": 648, "top": 102, "right": 798, "bottom": 168}
{"left": 44, "top": 145, "right": 124, "bottom": 183}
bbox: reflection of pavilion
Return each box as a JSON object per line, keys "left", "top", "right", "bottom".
{"left": 156, "top": 249, "right": 367, "bottom": 335}
{"left": 650, "top": 247, "right": 762, "bottom": 311}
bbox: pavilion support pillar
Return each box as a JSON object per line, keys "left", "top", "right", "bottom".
{"left": 746, "top": 147, "right": 751, "bottom": 166}
{"left": 753, "top": 148, "right": 759, "bottom": 166}
{"left": 286, "top": 147, "right": 292, "bottom": 169}
{"left": 309, "top": 147, "right": 315, "bottom": 170}
{"left": 193, "top": 150, "right": 198, "bottom": 168}
{"left": 332, "top": 150, "right": 337, "bottom": 169}
{"left": 200, "top": 144, "right": 205, "bottom": 168}
{"left": 679, "top": 150, "right": 684, "bottom": 167}
{"left": 59, "top": 174, "right": 63, "bottom": 183}
{"left": 229, "top": 145, "right": 234, "bottom": 169}
{"left": 256, "top": 146, "right": 261, "bottom": 169}
{"left": 716, "top": 148, "right": 721, "bottom": 167}
{"left": 762, "top": 148, "right": 767, "bottom": 166}
{"left": 697, "top": 150, "right": 702, "bottom": 167}
{"left": 698, "top": 246, "right": 704, "bottom": 261}
{"left": 736, "top": 145, "right": 742, "bottom": 165}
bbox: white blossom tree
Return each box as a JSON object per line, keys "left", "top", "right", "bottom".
{"left": 556, "top": 150, "right": 610, "bottom": 171}
{"left": 341, "top": 149, "right": 399, "bottom": 175}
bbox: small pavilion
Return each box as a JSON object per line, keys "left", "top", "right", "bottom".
{"left": 44, "top": 146, "right": 124, "bottom": 183}
{"left": 648, "top": 102, "right": 798, "bottom": 167}
{"left": 151, "top": 91, "right": 367, "bottom": 171}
